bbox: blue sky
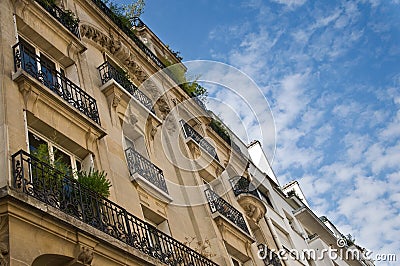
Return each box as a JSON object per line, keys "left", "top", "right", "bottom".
{"left": 118, "top": 0, "right": 399, "bottom": 262}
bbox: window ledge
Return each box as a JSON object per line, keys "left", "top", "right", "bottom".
{"left": 131, "top": 173, "right": 172, "bottom": 203}
{"left": 13, "top": 69, "right": 106, "bottom": 142}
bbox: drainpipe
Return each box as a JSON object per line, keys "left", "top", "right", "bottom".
{"left": 264, "top": 216, "right": 287, "bottom": 266}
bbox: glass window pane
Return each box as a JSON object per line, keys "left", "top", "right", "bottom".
{"left": 53, "top": 147, "right": 72, "bottom": 175}
{"left": 40, "top": 54, "right": 56, "bottom": 89}
{"left": 19, "top": 39, "right": 38, "bottom": 76}
{"left": 75, "top": 160, "right": 81, "bottom": 172}
{"left": 28, "top": 132, "right": 50, "bottom": 165}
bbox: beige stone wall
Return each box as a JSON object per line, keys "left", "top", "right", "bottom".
{"left": 0, "top": 0, "right": 307, "bottom": 266}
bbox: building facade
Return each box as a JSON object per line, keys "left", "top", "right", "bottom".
{"left": 0, "top": 0, "right": 373, "bottom": 265}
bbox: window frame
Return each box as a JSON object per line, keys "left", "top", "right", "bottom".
{"left": 28, "top": 129, "right": 82, "bottom": 175}
{"left": 19, "top": 37, "right": 66, "bottom": 86}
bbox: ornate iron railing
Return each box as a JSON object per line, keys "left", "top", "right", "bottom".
{"left": 98, "top": 61, "right": 155, "bottom": 113}
{"left": 257, "top": 244, "right": 283, "bottom": 266}
{"left": 13, "top": 42, "right": 100, "bottom": 124}
{"left": 204, "top": 189, "right": 250, "bottom": 234}
{"left": 125, "top": 147, "right": 168, "bottom": 194}
{"left": 231, "top": 176, "right": 260, "bottom": 198}
{"left": 91, "top": 0, "right": 165, "bottom": 69}
{"left": 11, "top": 150, "right": 217, "bottom": 266}
{"left": 180, "top": 121, "right": 219, "bottom": 161}
{"left": 35, "top": 0, "right": 80, "bottom": 38}
{"left": 90, "top": 0, "right": 208, "bottom": 112}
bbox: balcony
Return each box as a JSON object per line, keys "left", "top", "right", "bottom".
{"left": 11, "top": 150, "right": 217, "bottom": 266}
{"left": 257, "top": 244, "right": 283, "bottom": 266}
{"left": 13, "top": 42, "right": 100, "bottom": 124}
{"left": 204, "top": 189, "right": 250, "bottom": 234}
{"left": 90, "top": 0, "right": 208, "bottom": 113}
{"left": 91, "top": 0, "right": 164, "bottom": 69}
{"left": 231, "top": 177, "right": 266, "bottom": 225}
{"left": 209, "top": 121, "right": 242, "bottom": 154}
{"left": 180, "top": 121, "right": 219, "bottom": 161}
{"left": 98, "top": 61, "right": 155, "bottom": 114}
{"left": 231, "top": 176, "right": 260, "bottom": 198}
{"left": 125, "top": 148, "right": 170, "bottom": 202}
{"left": 35, "top": 0, "right": 80, "bottom": 38}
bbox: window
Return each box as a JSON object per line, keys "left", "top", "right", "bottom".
{"left": 285, "top": 213, "right": 299, "bottom": 233}
{"left": 28, "top": 131, "right": 82, "bottom": 175}
{"left": 122, "top": 131, "right": 149, "bottom": 160}
{"left": 231, "top": 257, "right": 242, "bottom": 266}
{"left": 20, "top": 39, "right": 37, "bottom": 75}
{"left": 142, "top": 205, "right": 170, "bottom": 235}
{"left": 275, "top": 226, "right": 293, "bottom": 249}
{"left": 124, "top": 136, "right": 135, "bottom": 150}
{"left": 19, "top": 38, "right": 66, "bottom": 91}
{"left": 259, "top": 190, "right": 274, "bottom": 209}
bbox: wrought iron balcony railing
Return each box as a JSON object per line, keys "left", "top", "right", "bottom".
{"left": 90, "top": 0, "right": 208, "bottom": 113}
{"left": 35, "top": 0, "right": 80, "bottom": 38}
{"left": 257, "top": 244, "right": 283, "bottom": 266}
{"left": 13, "top": 42, "right": 100, "bottom": 124}
{"left": 98, "top": 61, "right": 155, "bottom": 114}
{"left": 231, "top": 176, "right": 260, "bottom": 198}
{"left": 125, "top": 147, "right": 168, "bottom": 194}
{"left": 180, "top": 121, "right": 219, "bottom": 161}
{"left": 11, "top": 150, "right": 217, "bottom": 266}
{"left": 204, "top": 189, "right": 250, "bottom": 234}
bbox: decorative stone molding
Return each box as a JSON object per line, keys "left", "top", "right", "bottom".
{"left": 237, "top": 194, "right": 266, "bottom": 225}
{"left": 183, "top": 236, "right": 216, "bottom": 259}
{"left": 16, "top": 76, "right": 39, "bottom": 113}
{"left": 156, "top": 97, "right": 171, "bottom": 120}
{"left": 188, "top": 141, "right": 201, "bottom": 158}
{"left": 80, "top": 24, "right": 149, "bottom": 82}
{"left": 77, "top": 246, "right": 94, "bottom": 265}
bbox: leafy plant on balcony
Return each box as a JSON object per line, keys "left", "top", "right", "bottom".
{"left": 32, "top": 144, "right": 111, "bottom": 198}
{"left": 62, "top": 10, "right": 80, "bottom": 29}
{"left": 38, "top": 0, "right": 80, "bottom": 28}
{"left": 209, "top": 118, "right": 231, "bottom": 144}
{"left": 76, "top": 169, "right": 112, "bottom": 198}
{"left": 39, "top": 0, "right": 56, "bottom": 7}
{"left": 286, "top": 189, "right": 299, "bottom": 198}
{"left": 105, "top": 0, "right": 145, "bottom": 30}
{"left": 165, "top": 44, "right": 183, "bottom": 61}
{"left": 32, "top": 143, "right": 71, "bottom": 180}
{"left": 344, "top": 234, "right": 356, "bottom": 246}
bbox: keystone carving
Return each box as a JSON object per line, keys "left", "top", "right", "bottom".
{"left": 77, "top": 246, "right": 94, "bottom": 265}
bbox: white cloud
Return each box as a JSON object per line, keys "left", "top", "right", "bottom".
{"left": 270, "top": 0, "right": 306, "bottom": 8}
{"left": 205, "top": 0, "right": 400, "bottom": 259}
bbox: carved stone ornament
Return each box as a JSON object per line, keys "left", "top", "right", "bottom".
{"left": 188, "top": 141, "right": 201, "bottom": 159}
{"left": 80, "top": 24, "right": 149, "bottom": 82}
{"left": 156, "top": 97, "right": 171, "bottom": 120}
{"left": 77, "top": 246, "right": 94, "bottom": 265}
{"left": 238, "top": 195, "right": 266, "bottom": 224}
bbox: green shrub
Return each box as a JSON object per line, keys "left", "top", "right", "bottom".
{"left": 76, "top": 169, "right": 112, "bottom": 198}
